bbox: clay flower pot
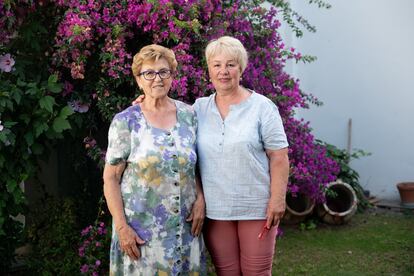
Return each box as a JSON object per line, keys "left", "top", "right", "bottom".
{"left": 282, "top": 193, "right": 315, "bottom": 225}
{"left": 316, "top": 180, "right": 357, "bottom": 225}
{"left": 397, "top": 182, "right": 414, "bottom": 208}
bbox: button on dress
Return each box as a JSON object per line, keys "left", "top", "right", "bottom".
{"left": 105, "top": 101, "right": 206, "bottom": 275}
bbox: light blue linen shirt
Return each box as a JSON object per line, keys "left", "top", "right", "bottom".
{"left": 194, "top": 90, "right": 289, "bottom": 220}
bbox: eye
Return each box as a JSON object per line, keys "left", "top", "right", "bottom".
{"left": 159, "top": 69, "right": 171, "bottom": 78}
{"left": 228, "top": 63, "right": 236, "bottom": 67}
{"left": 144, "top": 71, "right": 156, "bottom": 78}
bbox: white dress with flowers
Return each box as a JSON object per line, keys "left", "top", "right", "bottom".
{"left": 105, "top": 101, "right": 206, "bottom": 276}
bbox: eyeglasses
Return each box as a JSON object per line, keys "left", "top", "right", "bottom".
{"left": 138, "top": 69, "right": 172, "bottom": 80}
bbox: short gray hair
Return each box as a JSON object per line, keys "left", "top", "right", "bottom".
{"left": 205, "top": 36, "right": 248, "bottom": 73}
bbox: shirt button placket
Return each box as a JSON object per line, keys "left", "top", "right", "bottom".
{"left": 219, "top": 121, "right": 225, "bottom": 152}
{"left": 168, "top": 130, "right": 182, "bottom": 270}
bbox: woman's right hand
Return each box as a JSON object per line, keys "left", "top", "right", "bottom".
{"left": 132, "top": 94, "right": 145, "bottom": 105}
{"left": 117, "top": 224, "right": 146, "bottom": 260}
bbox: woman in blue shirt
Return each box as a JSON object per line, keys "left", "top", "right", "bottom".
{"left": 195, "top": 36, "right": 289, "bottom": 276}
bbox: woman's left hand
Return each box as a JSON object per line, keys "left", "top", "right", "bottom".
{"left": 265, "top": 196, "right": 286, "bottom": 229}
{"left": 186, "top": 195, "right": 205, "bottom": 236}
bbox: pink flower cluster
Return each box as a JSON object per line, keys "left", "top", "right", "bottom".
{"left": 48, "top": 0, "right": 338, "bottom": 201}
{"left": 79, "top": 221, "right": 109, "bottom": 275}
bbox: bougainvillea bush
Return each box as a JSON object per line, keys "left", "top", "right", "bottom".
{"left": 0, "top": 0, "right": 338, "bottom": 272}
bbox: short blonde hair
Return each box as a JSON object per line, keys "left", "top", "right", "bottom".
{"left": 205, "top": 36, "right": 248, "bottom": 73}
{"left": 131, "top": 44, "right": 178, "bottom": 76}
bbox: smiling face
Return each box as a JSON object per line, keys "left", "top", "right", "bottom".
{"left": 208, "top": 52, "right": 242, "bottom": 94}
{"left": 135, "top": 57, "right": 173, "bottom": 99}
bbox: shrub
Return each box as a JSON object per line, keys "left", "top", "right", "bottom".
{"left": 26, "top": 197, "right": 81, "bottom": 274}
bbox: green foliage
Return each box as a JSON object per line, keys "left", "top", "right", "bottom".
{"left": 0, "top": 73, "right": 75, "bottom": 270}
{"left": 299, "top": 219, "right": 318, "bottom": 231}
{"left": 26, "top": 197, "right": 81, "bottom": 275}
{"left": 267, "top": 0, "right": 331, "bottom": 38}
{"left": 0, "top": 6, "right": 74, "bottom": 270}
{"left": 317, "top": 140, "right": 371, "bottom": 210}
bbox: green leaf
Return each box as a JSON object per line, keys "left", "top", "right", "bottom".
{"left": 11, "top": 89, "right": 22, "bottom": 104}
{"left": 24, "top": 131, "right": 34, "bottom": 146}
{"left": 26, "top": 87, "right": 38, "bottom": 95}
{"left": 39, "top": 96, "right": 55, "bottom": 113}
{"left": 48, "top": 82, "right": 62, "bottom": 93}
{"left": 27, "top": 82, "right": 37, "bottom": 88}
{"left": 16, "top": 79, "right": 27, "bottom": 87}
{"left": 34, "top": 122, "right": 48, "bottom": 137}
{"left": 6, "top": 179, "right": 18, "bottom": 193}
{"left": 48, "top": 74, "right": 58, "bottom": 84}
{"left": 52, "top": 117, "right": 71, "bottom": 133}
{"left": 4, "top": 121, "right": 17, "bottom": 128}
{"left": 59, "top": 105, "right": 74, "bottom": 119}
{"left": 47, "top": 74, "right": 62, "bottom": 93}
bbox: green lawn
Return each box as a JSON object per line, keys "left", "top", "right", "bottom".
{"left": 206, "top": 209, "right": 414, "bottom": 275}
{"left": 272, "top": 209, "right": 414, "bottom": 275}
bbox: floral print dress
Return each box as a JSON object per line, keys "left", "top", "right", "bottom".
{"left": 105, "top": 101, "right": 206, "bottom": 276}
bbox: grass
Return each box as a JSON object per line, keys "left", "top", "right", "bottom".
{"left": 272, "top": 209, "right": 414, "bottom": 275}
{"left": 206, "top": 208, "right": 414, "bottom": 275}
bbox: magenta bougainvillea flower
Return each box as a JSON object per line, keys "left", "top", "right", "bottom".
{"left": 0, "top": 0, "right": 339, "bottom": 201}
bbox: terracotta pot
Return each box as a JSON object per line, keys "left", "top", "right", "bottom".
{"left": 397, "top": 182, "right": 414, "bottom": 208}
{"left": 317, "top": 180, "right": 357, "bottom": 225}
{"left": 282, "top": 193, "right": 315, "bottom": 225}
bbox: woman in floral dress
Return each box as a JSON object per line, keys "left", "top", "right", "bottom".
{"left": 103, "top": 44, "right": 206, "bottom": 275}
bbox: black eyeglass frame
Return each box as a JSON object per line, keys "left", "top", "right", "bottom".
{"left": 138, "top": 69, "right": 172, "bottom": 80}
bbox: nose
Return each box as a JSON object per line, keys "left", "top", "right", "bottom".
{"left": 218, "top": 66, "right": 229, "bottom": 75}
{"left": 154, "top": 73, "right": 163, "bottom": 81}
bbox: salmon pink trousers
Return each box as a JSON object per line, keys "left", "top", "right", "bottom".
{"left": 204, "top": 219, "right": 278, "bottom": 276}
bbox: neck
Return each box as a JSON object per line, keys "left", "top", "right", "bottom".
{"left": 216, "top": 86, "right": 243, "bottom": 104}
{"left": 141, "top": 96, "right": 172, "bottom": 112}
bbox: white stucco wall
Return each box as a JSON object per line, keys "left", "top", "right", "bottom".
{"left": 283, "top": 0, "right": 414, "bottom": 200}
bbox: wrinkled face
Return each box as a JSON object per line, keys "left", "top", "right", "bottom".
{"left": 135, "top": 57, "right": 173, "bottom": 99}
{"left": 208, "top": 52, "right": 241, "bottom": 93}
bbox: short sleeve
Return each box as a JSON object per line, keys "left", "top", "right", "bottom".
{"left": 105, "top": 115, "right": 131, "bottom": 165}
{"left": 261, "top": 101, "right": 289, "bottom": 150}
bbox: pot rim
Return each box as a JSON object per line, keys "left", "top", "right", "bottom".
{"left": 397, "top": 182, "right": 414, "bottom": 190}
{"left": 323, "top": 181, "right": 358, "bottom": 216}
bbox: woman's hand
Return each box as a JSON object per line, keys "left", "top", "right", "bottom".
{"left": 132, "top": 94, "right": 145, "bottom": 105}
{"left": 117, "top": 224, "right": 146, "bottom": 260}
{"left": 186, "top": 195, "right": 205, "bottom": 236}
{"left": 265, "top": 196, "right": 286, "bottom": 229}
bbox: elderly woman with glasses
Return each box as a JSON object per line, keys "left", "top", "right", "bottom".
{"left": 194, "top": 36, "right": 289, "bottom": 275}
{"left": 103, "top": 44, "right": 206, "bottom": 275}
